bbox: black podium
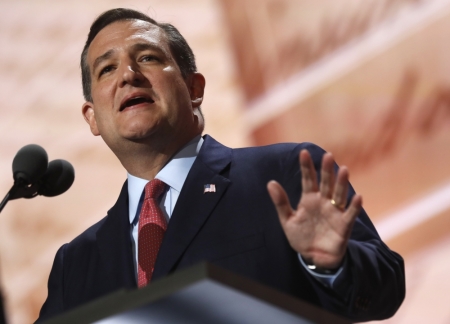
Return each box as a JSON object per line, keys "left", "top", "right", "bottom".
{"left": 42, "top": 263, "right": 351, "bottom": 324}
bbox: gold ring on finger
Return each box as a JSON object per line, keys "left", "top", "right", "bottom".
{"left": 330, "top": 199, "right": 345, "bottom": 211}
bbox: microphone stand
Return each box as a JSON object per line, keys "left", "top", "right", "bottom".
{"left": 0, "top": 190, "right": 11, "bottom": 214}
{"left": 0, "top": 180, "right": 38, "bottom": 214}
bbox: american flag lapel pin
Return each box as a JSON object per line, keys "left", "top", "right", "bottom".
{"left": 204, "top": 184, "right": 216, "bottom": 193}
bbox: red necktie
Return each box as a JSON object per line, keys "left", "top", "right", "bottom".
{"left": 137, "top": 178, "right": 167, "bottom": 288}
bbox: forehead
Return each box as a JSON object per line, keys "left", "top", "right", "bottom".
{"left": 87, "top": 19, "right": 169, "bottom": 64}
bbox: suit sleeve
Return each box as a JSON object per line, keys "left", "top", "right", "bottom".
{"left": 285, "top": 143, "right": 405, "bottom": 321}
{"left": 35, "top": 244, "right": 67, "bottom": 323}
{"left": 308, "top": 208, "right": 406, "bottom": 321}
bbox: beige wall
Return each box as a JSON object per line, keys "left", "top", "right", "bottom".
{"left": 220, "top": 0, "right": 450, "bottom": 323}
{"left": 0, "top": 0, "right": 448, "bottom": 322}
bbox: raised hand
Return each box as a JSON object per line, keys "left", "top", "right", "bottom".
{"left": 267, "top": 149, "right": 362, "bottom": 270}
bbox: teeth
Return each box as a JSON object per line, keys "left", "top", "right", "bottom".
{"left": 121, "top": 95, "right": 154, "bottom": 110}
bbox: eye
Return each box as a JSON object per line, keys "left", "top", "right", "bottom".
{"left": 140, "top": 55, "right": 158, "bottom": 62}
{"left": 99, "top": 65, "right": 114, "bottom": 77}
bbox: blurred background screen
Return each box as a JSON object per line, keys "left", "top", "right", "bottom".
{"left": 0, "top": 0, "right": 449, "bottom": 322}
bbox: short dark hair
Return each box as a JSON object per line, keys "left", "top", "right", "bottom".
{"left": 81, "top": 8, "right": 197, "bottom": 102}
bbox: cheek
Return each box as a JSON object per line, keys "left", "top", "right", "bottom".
{"left": 91, "top": 93, "right": 117, "bottom": 127}
{"left": 98, "top": 88, "right": 114, "bottom": 106}
{"left": 92, "top": 79, "right": 116, "bottom": 103}
{"left": 162, "top": 66, "right": 175, "bottom": 72}
{"left": 165, "top": 76, "right": 191, "bottom": 104}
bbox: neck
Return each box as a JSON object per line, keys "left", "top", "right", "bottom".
{"left": 115, "top": 133, "right": 200, "bottom": 180}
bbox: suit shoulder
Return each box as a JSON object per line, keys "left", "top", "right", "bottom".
{"left": 232, "top": 142, "right": 326, "bottom": 161}
{"left": 228, "top": 142, "right": 326, "bottom": 183}
{"left": 65, "top": 215, "right": 108, "bottom": 249}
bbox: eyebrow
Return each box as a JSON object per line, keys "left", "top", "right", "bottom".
{"left": 130, "top": 42, "right": 168, "bottom": 57}
{"left": 92, "top": 49, "right": 114, "bottom": 74}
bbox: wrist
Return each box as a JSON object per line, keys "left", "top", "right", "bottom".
{"left": 302, "top": 257, "right": 342, "bottom": 275}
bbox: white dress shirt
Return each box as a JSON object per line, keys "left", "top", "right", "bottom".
{"left": 126, "top": 135, "right": 342, "bottom": 287}
{"left": 127, "top": 135, "right": 204, "bottom": 275}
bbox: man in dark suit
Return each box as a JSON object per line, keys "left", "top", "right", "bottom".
{"left": 37, "top": 8, "right": 405, "bottom": 322}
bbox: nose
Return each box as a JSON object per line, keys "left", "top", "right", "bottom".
{"left": 119, "top": 61, "right": 146, "bottom": 87}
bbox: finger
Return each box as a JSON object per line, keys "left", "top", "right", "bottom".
{"left": 300, "top": 150, "right": 318, "bottom": 193}
{"left": 343, "top": 194, "right": 362, "bottom": 230}
{"left": 267, "top": 180, "right": 294, "bottom": 224}
{"left": 319, "top": 153, "right": 335, "bottom": 198}
{"left": 331, "top": 166, "right": 349, "bottom": 210}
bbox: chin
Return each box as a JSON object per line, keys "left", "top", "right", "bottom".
{"left": 126, "top": 133, "right": 153, "bottom": 142}
{"left": 122, "top": 125, "right": 156, "bottom": 140}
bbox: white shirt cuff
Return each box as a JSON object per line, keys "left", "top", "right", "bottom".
{"left": 298, "top": 254, "right": 344, "bottom": 288}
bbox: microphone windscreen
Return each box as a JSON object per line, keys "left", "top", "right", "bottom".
{"left": 38, "top": 159, "right": 75, "bottom": 197}
{"left": 12, "top": 144, "right": 48, "bottom": 184}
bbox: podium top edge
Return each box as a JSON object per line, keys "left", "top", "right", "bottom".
{"left": 41, "top": 262, "right": 351, "bottom": 324}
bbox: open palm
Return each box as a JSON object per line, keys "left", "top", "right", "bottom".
{"left": 267, "top": 150, "right": 362, "bottom": 270}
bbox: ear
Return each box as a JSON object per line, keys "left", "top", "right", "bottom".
{"left": 188, "top": 72, "right": 205, "bottom": 108}
{"left": 82, "top": 102, "right": 100, "bottom": 136}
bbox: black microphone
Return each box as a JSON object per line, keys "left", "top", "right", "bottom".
{"left": 12, "top": 144, "right": 48, "bottom": 185}
{"left": 0, "top": 145, "right": 75, "bottom": 213}
{"left": 38, "top": 159, "right": 75, "bottom": 197}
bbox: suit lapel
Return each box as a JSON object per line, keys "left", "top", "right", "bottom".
{"left": 152, "top": 135, "right": 232, "bottom": 280}
{"left": 96, "top": 181, "right": 136, "bottom": 289}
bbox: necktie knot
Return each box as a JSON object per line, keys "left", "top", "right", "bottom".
{"left": 144, "top": 178, "right": 166, "bottom": 200}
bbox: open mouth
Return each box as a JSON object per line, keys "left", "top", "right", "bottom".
{"left": 120, "top": 96, "right": 154, "bottom": 111}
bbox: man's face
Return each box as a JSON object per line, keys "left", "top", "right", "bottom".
{"left": 82, "top": 19, "right": 204, "bottom": 153}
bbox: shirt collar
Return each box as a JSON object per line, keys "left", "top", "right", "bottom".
{"left": 127, "top": 135, "right": 204, "bottom": 224}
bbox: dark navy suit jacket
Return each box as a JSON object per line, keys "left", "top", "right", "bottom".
{"left": 37, "top": 135, "right": 405, "bottom": 322}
